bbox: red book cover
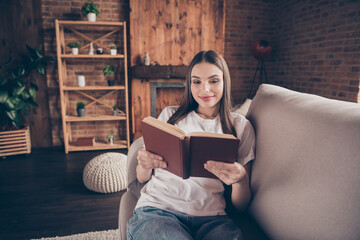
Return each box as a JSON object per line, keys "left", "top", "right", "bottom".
{"left": 141, "top": 116, "right": 239, "bottom": 179}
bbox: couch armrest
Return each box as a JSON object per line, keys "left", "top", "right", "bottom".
{"left": 118, "top": 191, "right": 138, "bottom": 240}
{"left": 118, "top": 137, "right": 145, "bottom": 239}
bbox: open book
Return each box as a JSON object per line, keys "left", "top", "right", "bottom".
{"left": 141, "top": 116, "right": 240, "bottom": 179}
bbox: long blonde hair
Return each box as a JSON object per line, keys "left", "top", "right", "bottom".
{"left": 168, "top": 50, "right": 236, "bottom": 137}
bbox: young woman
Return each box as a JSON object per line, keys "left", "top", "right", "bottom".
{"left": 127, "top": 50, "right": 255, "bottom": 240}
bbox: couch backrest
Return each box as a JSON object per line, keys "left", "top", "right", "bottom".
{"left": 246, "top": 84, "right": 360, "bottom": 240}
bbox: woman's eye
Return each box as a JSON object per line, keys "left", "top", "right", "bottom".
{"left": 192, "top": 80, "right": 200, "bottom": 84}
{"left": 210, "top": 79, "right": 219, "bottom": 84}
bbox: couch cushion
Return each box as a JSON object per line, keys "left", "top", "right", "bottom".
{"left": 247, "top": 84, "right": 360, "bottom": 240}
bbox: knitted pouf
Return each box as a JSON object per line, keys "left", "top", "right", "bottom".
{"left": 83, "top": 152, "right": 128, "bottom": 193}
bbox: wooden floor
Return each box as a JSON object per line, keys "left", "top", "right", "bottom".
{"left": 0, "top": 148, "right": 127, "bottom": 240}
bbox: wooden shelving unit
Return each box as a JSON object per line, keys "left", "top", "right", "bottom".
{"left": 55, "top": 20, "right": 130, "bottom": 153}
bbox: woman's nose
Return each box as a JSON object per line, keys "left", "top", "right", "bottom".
{"left": 203, "top": 83, "right": 210, "bottom": 92}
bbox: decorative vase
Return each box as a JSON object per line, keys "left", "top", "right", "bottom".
{"left": 87, "top": 13, "right": 96, "bottom": 22}
{"left": 77, "top": 108, "right": 86, "bottom": 117}
{"left": 110, "top": 49, "right": 117, "bottom": 56}
{"left": 72, "top": 48, "right": 79, "bottom": 55}
{"left": 144, "top": 52, "right": 150, "bottom": 66}
{"left": 89, "top": 42, "right": 94, "bottom": 55}
{"left": 77, "top": 75, "right": 85, "bottom": 87}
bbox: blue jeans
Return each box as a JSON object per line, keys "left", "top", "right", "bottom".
{"left": 127, "top": 206, "right": 243, "bottom": 240}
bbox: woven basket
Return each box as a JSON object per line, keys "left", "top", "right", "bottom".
{"left": 83, "top": 152, "right": 128, "bottom": 193}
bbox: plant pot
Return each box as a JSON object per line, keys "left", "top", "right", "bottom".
{"left": 110, "top": 49, "right": 117, "bottom": 56}
{"left": 0, "top": 126, "right": 31, "bottom": 157}
{"left": 72, "top": 48, "right": 79, "bottom": 55}
{"left": 96, "top": 48, "right": 104, "bottom": 54}
{"left": 77, "top": 108, "right": 86, "bottom": 117}
{"left": 112, "top": 110, "right": 119, "bottom": 116}
{"left": 107, "top": 80, "right": 115, "bottom": 86}
{"left": 87, "top": 13, "right": 96, "bottom": 22}
{"left": 107, "top": 137, "right": 114, "bottom": 146}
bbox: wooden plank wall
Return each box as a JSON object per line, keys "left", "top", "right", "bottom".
{"left": 130, "top": 0, "right": 225, "bottom": 140}
{"left": 130, "top": 0, "right": 225, "bottom": 66}
{"left": 0, "top": 0, "right": 53, "bottom": 147}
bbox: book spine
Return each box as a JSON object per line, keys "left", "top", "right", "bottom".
{"left": 181, "top": 137, "right": 191, "bottom": 179}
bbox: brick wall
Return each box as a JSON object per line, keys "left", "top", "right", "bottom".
{"left": 225, "top": 0, "right": 360, "bottom": 104}
{"left": 267, "top": 0, "right": 360, "bottom": 102}
{"left": 41, "top": 0, "right": 129, "bottom": 146}
{"left": 41, "top": 0, "right": 359, "bottom": 146}
{"left": 224, "top": 0, "right": 274, "bottom": 104}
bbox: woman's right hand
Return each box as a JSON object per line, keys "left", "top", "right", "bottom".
{"left": 136, "top": 148, "right": 166, "bottom": 183}
{"left": 137, "top": 148, "right": 167, "bottom": 170}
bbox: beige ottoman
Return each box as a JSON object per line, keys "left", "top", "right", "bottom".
{"left": 83, "top": 152, "right": 128, "bottom": 193}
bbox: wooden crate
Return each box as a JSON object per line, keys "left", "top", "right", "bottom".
{"left": 0, "top": 127, "right": 31, "bottom": 157}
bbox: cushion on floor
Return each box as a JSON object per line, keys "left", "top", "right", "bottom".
{"left": 83, "top": 152, "right": 128, "bottom": 193}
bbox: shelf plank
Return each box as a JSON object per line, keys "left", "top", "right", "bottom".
{"left": 68, "top": 140, "right": 128, "bottom": 152}
{"left": 63, "top": 86, "right": 125, "bottom": 90}
{"left": 61, "top": 54, "right": 124, "bottom": 59}
{"left": 58, "top": 20, "right": 124, "bottom": 26}
{"left": 65, "top": 115, "right": 126, "bottom": 122}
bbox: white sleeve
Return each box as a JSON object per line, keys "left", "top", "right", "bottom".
{"left": 233, "top": 114, "right": 256, "bottom": 166}
{"left": 157, "top": 106, "right": 179, "bottom": 122}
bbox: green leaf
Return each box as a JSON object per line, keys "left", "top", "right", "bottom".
{"left": 26, "top": 45, "right": 38, "bottom": 58}
{"left": 0, "top": 89, "right": 8, "bottom": 103}
{"left": 5, "top": 110, "right": 17, "bottom": 120}
{"left": 13, "top": 114, "right": 22, "bottom": 128}
{"left": 21, "top": 91, "right": 31, "bottom": 100}
{"left": 43, "top": 56, "right": 55, "bottom": 63}
{"left": 27, "top": 100, "right": 38, "bottom": 109}
{"left": 0, "top": 90, "right": 9, "bottom": 103}
{"left": 4, "top": 98, "right": 15, "bottom": 109}
{"left": 22, "top": 105, "right": 29, "bottom": 116}
{"left": 17, "top": 66, "right": 25, "bottom": 76}
{"left": 10, "top": 71, "right": 17, "bottom": 79}
{"left": 30, "top": 82, "right": 39, "bottom": 90}
{"left": 35, "top": 49, "right": 44, "bottom": 59}
{"left": 8, "top": 96, "right": 21, "bottom": 109}
{"left": 37, "top": 65, "right": 45, "bottom": 75}
{"left": 0, "top": 57, "right": 13, "bottom": 69}
{"left": 13, "top": 84, "right": 26, "bottom": 96}
{"left": 15, "top": 78, "right": 25, "bottom": 88}
{"left": 29, "top": 87, "right": 37, "bottom": 101}
{"left": 0, "top": 77, "right": 7, "bottom": 87}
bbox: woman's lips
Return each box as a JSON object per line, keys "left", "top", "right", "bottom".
{"left": 199, "top": 96, "right": 214, "bottom": 101}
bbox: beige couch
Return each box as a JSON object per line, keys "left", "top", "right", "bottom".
{"left": 119, "top": 84, "right": 360, "bottom": 240}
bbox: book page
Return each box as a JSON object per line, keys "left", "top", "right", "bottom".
{"left": 188, "top": 132, "right": 237, "bottom": 139}
{"left": 142, "top": 116, "right": 186, "bottom": 139}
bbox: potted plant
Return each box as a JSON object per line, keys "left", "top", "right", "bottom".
{"left": 66, "top": 42, "right": 81, "bottom": 55}
{"left": 0, "top": 45, "right": 54, "bottom": 157}
{"left": 81, "top": 2, "right": 100, "bottom": 22}
{"left": 112, "top": 105, "right": 119, "bottom": 116}
{"left": 102, "top": 64, "right": 115, "bottom": 86}
{"left": 106, "top": 134, "right": 114, "bottom": 145}
{"left": 110, "top": 45, "right": 117, "bottom": 56}
{"left": 76, "top": 101, "right": 86, "bottom": 117}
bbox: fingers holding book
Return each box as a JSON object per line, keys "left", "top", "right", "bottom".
{"left": 137, "top": 148, "right": 167, "bottom": 170}
{"left": 204, "top": 161, "right": 246, "bottom": 185}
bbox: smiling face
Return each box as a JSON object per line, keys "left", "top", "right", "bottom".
{"left": 190, "top": 61, "right": 224, "bottom": 117}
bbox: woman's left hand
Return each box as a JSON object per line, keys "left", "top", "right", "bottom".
{"left": 204, "top": 161, "right": 247, "bottom": 185}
